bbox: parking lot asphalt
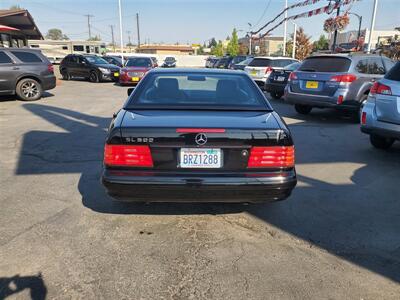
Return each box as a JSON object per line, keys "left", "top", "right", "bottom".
{"left": 0, "top": 77, "right": 399, "bottom": 299}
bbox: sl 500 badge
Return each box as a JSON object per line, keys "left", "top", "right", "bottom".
{"left": 125, "top": 137, "right": 154, "bottom": 143}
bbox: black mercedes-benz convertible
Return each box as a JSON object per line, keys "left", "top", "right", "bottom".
{"left": 102, "top": 68, "right": 296, "bottom": 203}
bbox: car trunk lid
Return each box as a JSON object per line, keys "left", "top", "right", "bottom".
{"left": 118, "top": 110, "right": 289, "bottom": 171}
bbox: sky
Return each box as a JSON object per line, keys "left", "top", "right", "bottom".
{"left": 1, "top": 0, "right": 398, "bottom": 45}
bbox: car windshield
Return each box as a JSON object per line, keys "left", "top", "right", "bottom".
{"left": 298, "top": 56, "right": 351, "bottom": 72}
{"left": 126, "top": 57, "right": 152, "bottom": 67}
{"left": 85, "top": 56, "right": 108, "bottom": 65}
{"left": 126, "top": 72, "right": 271, "bottom": 111}
{"left": 284, "top": 62, "right": 301, "bottom": 71}
{"left": 165, "top": 57, "right": 175, "bottom": 62}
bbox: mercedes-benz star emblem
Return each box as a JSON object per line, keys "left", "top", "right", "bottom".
{"left": 195, "top": 133, "right": 207, "bottom": 145}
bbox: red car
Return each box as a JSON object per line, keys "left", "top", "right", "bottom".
{"left": 119, "top": 57, "right": 157, "bottom": 85}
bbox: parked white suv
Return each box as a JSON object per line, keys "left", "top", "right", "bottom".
{"left": 244, "top": 57, "right": 298, "bottom": 89}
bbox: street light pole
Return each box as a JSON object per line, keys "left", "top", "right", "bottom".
{"left": 118, "top": 0, "right": 124, "bottom": 64}
{"left": 247, "top": 22, "right": 252, "bottom": 55}
{"left": 348, "top": 12, "right": 363, "bottom": 50}
{"left": 367, "top": 0, "right": 378, "bottom": 53}
{"left": 292, "top": 23, "right": 297, "bottom": 59}
{"left": 283, "top": 0, "right": 288, "bottom": 56}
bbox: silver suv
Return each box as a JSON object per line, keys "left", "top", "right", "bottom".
{"left": 361, "top": 61, "right": 400, "bottom": 149}
{"left": 285, "top": 53, "right": 395, "bottom": 117}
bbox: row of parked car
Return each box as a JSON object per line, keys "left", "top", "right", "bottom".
{"left": 59, "top": 54, "right": 179, "bottom": 86}
{"left": 206, "top": 53, "right": 399, "bottom": 150}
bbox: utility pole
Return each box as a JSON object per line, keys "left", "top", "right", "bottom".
{"left": 283, "top": 0, "right": 288, "bottom": 56}
{"left": 118, "top": 0, "right": 124, "bottom": 64}
{"left": 332, "top": 0, "right": 341, "bottom": 52}
{"left": 85, "top": 14, "right": 94, "bottom": 40}
{"left": 367, "top": 0, "right": 378, "bottom": 53}
{"left": 136, "top": 13, "right": 141, "bottom": 48}
{"left": 127, "top": 30, "right": 132, "bottom": 45}
{"left": 110, "top": 25, "right": 115, "bottom": 52}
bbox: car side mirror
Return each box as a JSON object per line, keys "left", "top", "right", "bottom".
{"left": 127, "top": 87, "right": 135, "bottom": 96}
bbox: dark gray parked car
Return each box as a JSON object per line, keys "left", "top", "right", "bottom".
{"left": 0, "top": 48, "right": 56, "bottom": 101}
{"left": 361, "top": 61, "right": 400, "bottom": 149}
{"left": 284, "top": 53, "right": 395, "bottom": 117}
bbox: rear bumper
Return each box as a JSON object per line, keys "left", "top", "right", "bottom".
{"left": 285, "top": 87, "right": 358, "bottom": 110}
{"left": 361, "top": 101, "right": 400, "bottom": 139}
{"left": 102, "top": 169, "right": 297, "bottom": 203}
{"left": 265, "top": 82, "right": 286, "bottom": 93}
{"left": 42, "top": 75, "right": 56, "bottom": 90}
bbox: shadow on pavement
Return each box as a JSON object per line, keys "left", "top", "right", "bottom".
{"left": 15, "top": 103, "right": 400, "bottom": 283}
{"left": 0, "top": 92, "right": 54, "bottom": 102}
{"left": 0, "top": 273, "right": 47, "bottom": 300}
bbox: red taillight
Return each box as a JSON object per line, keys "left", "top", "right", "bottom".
{"left": 47, "top": 64, "right": 54, "bottom": 73}
{"left": 247, "top": 146, "right": 295, "bottom": 168}
{"left": 371, "top": 82, "right": 392, "bottom": 95}
{"left": 370, "top": 82, "right": 378, "bottom": 95}
{"left": 329, "top": 73, "right": 357, "bottom": 83}
{"left": 265, "top": 66, "right": 273, "bottom": 74}
{"left": 337, "top": 95, "right": 344, "bottom": 104}
{"left": 104, "top": 145, "right": 153, "bottom": 167}
{"left": 361, "top": 112, "right": 367, "bottom": 125}
{"left": 176, "top": 128, "right": 225, "bottom": 133}
{"left": 288, "top": 72, "right": 298, "bottom": 81}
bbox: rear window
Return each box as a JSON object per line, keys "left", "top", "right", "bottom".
{"left": 126, "top": 72, "right": 270, "bottom": 111}
{"left": 385, "top": 62, "right": 400, "bottom": 81}
{"left": 248, "top": 58, "right": 271, "bottom": 67}
{"left": 10, "top": 51, "right": 42, "bottom": 63}
{"left": 126, "top": 57, "right": 152, "bottom": 67}
{"left": 298, "top": 56, "right": 351, "bottom": 72}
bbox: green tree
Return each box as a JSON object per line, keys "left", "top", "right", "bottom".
{"left": 313, "top": 35, "right": 329, "bottom": 51}
{"left": 87, "top": 35, "right": 101, "bottom": 41}
{"left": 226, "top": 28, "right": 239, "bottom": 56}
{"left": 211, "top": 40, "right": 224, "bottom": 56}
{"left": 208, "top": 38, "right": 217, "bottom": 48}
{"left": 45, "top": 28, "right": 69, "bottom": 40}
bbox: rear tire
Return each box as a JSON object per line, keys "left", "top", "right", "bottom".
{"left": 61, "top": 69, "right": 71, "bottom": 80}
{"left": 89, "top": 71, "right": 99, "bottom": 83}
{"left": 16, "top": 78, "right": 43, "bottom": 101}
{"left": 370, "top": 135, "right": 394, "bottom": 149}
{"left": 270, "top": 92, "right": 283, "bottom": 100}
{"left": 295, "top": 104, "right": 312, "bottom": 115}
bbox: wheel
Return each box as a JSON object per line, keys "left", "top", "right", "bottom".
{"left": 16, "top": 78, "right": 43, "bottom": 101}
{"left": 61, "top": 69, "right": 71, "bottom": 80}
{"left": 370, "top": 134, "right": 394, "bottom": 149}
{"left": 89, "top": 71, "right": 99, "bottom": 83}
{"left": 295, "top": 104, "right": 312, "bottom": 115}
{"left": 270, "top": 92, "right": 283, "bottom": 99}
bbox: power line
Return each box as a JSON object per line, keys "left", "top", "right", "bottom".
{"left": 251, "top": 0, "right": 273, "bottom": 29}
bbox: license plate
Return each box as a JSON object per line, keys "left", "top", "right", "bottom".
{"left": 114, "top": 72, "right": 119, "bottom": 77}
{"left": 180, "top": 148, "right": 222, "bottom": 168}
{"left": 306, "top": 81, "right": 319, "bottom": 89}
{"left": 251, "top": 70, "right": 257, "bottom": 76}
{"left": 276, "top": 76, "right": 285, "bottom": 82}
{"left": 132, "top": 77, "right": 140, "bottom": 82}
